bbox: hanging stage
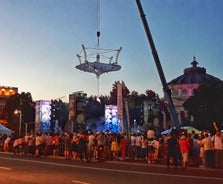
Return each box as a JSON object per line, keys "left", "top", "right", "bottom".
{"left": 75, "top": 45, "right": 122, "bottom": 79}
{"left": 73, "top": 0, "right": 122, "bottom": 132}
{"left": 74, "top": 0, "right": 122, "bottom": 96}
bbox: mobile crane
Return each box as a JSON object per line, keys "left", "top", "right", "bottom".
{"left": 136, "top": 0, "right": 180, "bottom": 129}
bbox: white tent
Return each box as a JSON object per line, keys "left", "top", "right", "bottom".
{"left": 0, "top": 124, "right": 12, "bottom": 135}
{"left": 161, "top": 126, "right": 201, "bottom": 135}
{"left": 180, "top": 126, "right": 201, "bottom": 134}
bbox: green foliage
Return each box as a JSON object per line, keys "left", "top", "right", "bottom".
{"left": 183, "top": 81, "right": 223, "bottom": 130}
{"left": 4, "top": 92, "right": 35, "bottom": 123}
{"left": 51, "top": 99, "right": 69, "bottom": 131}
{"left": 4, "top": 92, "right": 35, "bottom": 135}
{"left": 109, "top": 81, "right": 130, "bottom": 105}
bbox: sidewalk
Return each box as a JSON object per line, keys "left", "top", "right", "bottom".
{"left": 0, "top": 151, "right": 211, "bottom": 170}
{"left": 0, "top": 150, "right": 162, "bottom": 167}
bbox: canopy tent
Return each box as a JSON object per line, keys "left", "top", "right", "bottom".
{"left": 161, "top": 126, "right": 201, "bottom": 135}
{"left": 0, "top": 124, "right": 12, "bottom": 135}
{"left": 180, "top": 126, "right": 201, "bottom": 134}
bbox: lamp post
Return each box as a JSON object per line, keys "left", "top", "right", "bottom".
{"left": 14, "top": 109, "right": 22, "bottom": 136}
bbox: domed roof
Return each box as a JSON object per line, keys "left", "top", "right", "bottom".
{"left": 168, "top": 57, "right": 222, "bottom": 85}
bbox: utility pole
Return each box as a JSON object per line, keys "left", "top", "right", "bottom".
{"left": 135, "top": 0, "right": 180, "bottom": 129}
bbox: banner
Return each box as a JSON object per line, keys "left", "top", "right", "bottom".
{"left": 35, "top": 100, "right": 51, "bottom": 133}
{"left": 117, "top": 83, "right": 124, "bottom": 133}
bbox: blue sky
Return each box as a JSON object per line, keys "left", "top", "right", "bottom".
{"left": 0, "top": 0, "right": 222, "bottom": 102}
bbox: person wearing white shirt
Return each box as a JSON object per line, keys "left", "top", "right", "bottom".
{"left": 212, "top": 130, "right": 223, "bottom": 168}
{"left": 130, "top": 134, "right": 136, "bottom": 160}
{"left": 135, "top": 134, "right": 142, "bottom": 160}
{"left": 201, "top": 133, "right": 214, "bottom": 168}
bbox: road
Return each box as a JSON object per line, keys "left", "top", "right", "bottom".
{"left": 0, "top": 153, "right": 223, "bottom": 184}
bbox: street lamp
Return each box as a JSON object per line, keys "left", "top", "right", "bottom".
{"left": 14, "top": 109, "right": 22, "bottom": 136}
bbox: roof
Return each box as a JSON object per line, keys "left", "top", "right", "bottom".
{"left": 168, "top": 57, "right": 222, "bottom": 85}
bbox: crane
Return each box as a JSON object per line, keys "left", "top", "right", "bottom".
{"left": 135, "top": 0, "right": 180, "bottom": 129}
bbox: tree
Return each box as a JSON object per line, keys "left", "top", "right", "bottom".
{"left": 183, "top": 80, "right": 223, "bottom": 131}
{"left": 20, "top": 92, "right": 35, "bottom": 123}
{"left": 127, "top": 89, "right": 162, "bottom": 133}
{"left": 4, "top": 92, "right": 35, "bottom": 135}
{"left": 146, "top": 89, "right": 156, "bottom": 98}
{"left": 50, "top": 99, "right": 68, "bottom": 132}
{"left": 128, "top": 92, "right": 145, "bottom": 126}
{"left": 109, "top": 81, "right": 130, "bottom": 105}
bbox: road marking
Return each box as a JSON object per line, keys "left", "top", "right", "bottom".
{"left": 1, "top": 156, "right": 223, "bottom": 181}
{"left": 0, "top": 166, "right": 12, "bottom": 170}
{"left": 72, "top": 180, "right": 90, "bottom": 184}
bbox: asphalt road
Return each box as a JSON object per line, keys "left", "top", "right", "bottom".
{"left": 0, "top": 153, "right": 222, "bottom": 184}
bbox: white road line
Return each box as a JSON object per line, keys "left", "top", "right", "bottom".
{"left": 0, "top": 166, "right": 12, "bottom": 170}
{"left": 1, "top": 156, "right": 223, "bottom": 181}
{"left": 72, "top": 180, "right": 90, "bottom": 184}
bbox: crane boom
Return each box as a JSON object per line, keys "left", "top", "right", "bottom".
{"left": 136, "top": 0, "right": 180, "bottom": 129}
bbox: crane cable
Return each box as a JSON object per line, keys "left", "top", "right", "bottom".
{"left": 96, "top": 0, "right": 100, "bottom": 46}
{"left": 96, "top": 0, "right": 101, "bottom": 96}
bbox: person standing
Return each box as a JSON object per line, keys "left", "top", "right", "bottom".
{"left": 44, "top": 133, "right": 52, "bottom": 156}
{"left": 35, "top": 133, "right": 43, "bottom": 157}
{"left": 52, "top": 134, "right": 59, "bottom": 156}
{"left": 179, "top": 135, "right": 190, "bottom": 168}
{"left": 64, "top": 132, "right": 72, "bottom": 159}
{"left": 166, "top": 133, "right": 178, "bottom": 169}
{"left": 27, "top": 134, "right": 35, "bottom": 156}
{"left": 95, "top": 131, "right": 106, "bottom": 160}
{"left": 87, "top": 131, "right": 95, "bottom": 161}
{"left": 130, "top": 133, "right": 136, "bottom": 160}
{"left": 193, "top": 134, "right": 201, "bottom": 167}
{"left": 3, "top": 135, "right": 11, "bottom": 152}
{"left": 71, "top": 132, "right": 79, "bottom": 159}
{"left": 13, "top": 136, "right": 22, "bottom": 155}
{"left": 151, "top": 136, "right": 160, "bottom": 163}
{"left": 78, "top": 132, "right": 88, "bottom": 163}
{"left": 135, "top": 133, "right": 142, "bottom": 160}
{"left": 120, "top": 135, "right": 127, "bottom": 161}
{"left": 111, "top": 135, "right": 120, "bottom": 161}
{"left": 197, "top": 135, "right": 205, "bottom": 167}
{"left": 212, "top": 130, "right": 223, "bottom": 168}
{"left": 141, "top": 135, "right": 148, "bottom": 161}
{"left": 201, "top": 133, "right": 214, "bottom": 168}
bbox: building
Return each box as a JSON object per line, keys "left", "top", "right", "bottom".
{"left": 167, "top": 57, "right": 222, "bottom": 124}
{"left": 0, "top": 86, "right": 18, "bottom": 124}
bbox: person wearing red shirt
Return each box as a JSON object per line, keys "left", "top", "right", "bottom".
{"left": 179, "top": 135, "right": 190, "bottom": 168}
{"left": 120, "top": 135, "right": 127, "bottom": 160}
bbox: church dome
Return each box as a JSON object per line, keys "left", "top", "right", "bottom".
{"left": 168, "top": 57, "right": 222, "bottom": 85}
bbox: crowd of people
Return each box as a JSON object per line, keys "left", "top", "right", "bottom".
{"left": 165, "top": 130, "right": 223, "bottom": 169}
{"left": 0, "top": 129, "right": 222, "bottom": 169}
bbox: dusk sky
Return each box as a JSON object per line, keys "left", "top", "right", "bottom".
{"left": 0, "top": 0, "right": 222, "bottom": 102}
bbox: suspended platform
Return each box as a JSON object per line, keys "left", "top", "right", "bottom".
{"left": 75, "top": 44, "right": 122, "bottom": 78}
